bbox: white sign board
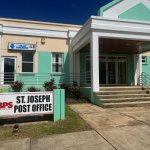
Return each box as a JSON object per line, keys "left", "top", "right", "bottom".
{"left": 8, "top": 43, "right": 36, "bottom": 51}
{"left": 0, "top": 92, "right": 53, "bottom": 117}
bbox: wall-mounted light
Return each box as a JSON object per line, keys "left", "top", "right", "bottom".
{"left": 41, "top": 38, "right": 46, "bottom": 45}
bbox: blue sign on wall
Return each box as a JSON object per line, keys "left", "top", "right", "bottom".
{"left": 8, "top": 43, "right": 36, "bottom": 51}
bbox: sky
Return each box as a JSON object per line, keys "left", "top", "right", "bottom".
{"left": 0, "top": 0, "right": 112, "bottom": 25}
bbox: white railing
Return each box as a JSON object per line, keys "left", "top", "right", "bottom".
{"left": 0, "top": 71, "right": 91, "bottom": 87}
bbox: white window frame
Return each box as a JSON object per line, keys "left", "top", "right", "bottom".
{"left": 22, "top": 52, "right": 34, "bottom": 73}
{"left": 52, "top": 53, "right": 64, "bottom": 74}
{"left": 142, "top": 56, "right": 147, "bottom": 64}
{"left": 1, "top": 57, "right": 16, "bottom": 85}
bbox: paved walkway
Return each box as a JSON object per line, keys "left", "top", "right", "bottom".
{"left": 0, "top": 130, "right": 115, "bottom": 150}
{"left": 70, "top": 104, "right": 150, "bottom": 150}
{"left": 1, "top": 104, "right": 150, "bottom": 150}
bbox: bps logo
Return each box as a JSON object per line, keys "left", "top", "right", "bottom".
{"left": 0, "top": 102, "right": 13, "bottom": 109}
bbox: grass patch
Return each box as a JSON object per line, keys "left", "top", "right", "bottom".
{"left": 0, "top": 105, "right": 91, "bottom": 140}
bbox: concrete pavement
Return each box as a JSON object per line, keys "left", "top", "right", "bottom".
{"left": 70, "top": 104, "right": 150, "bottom": 150}
{"left": 0, "top": 138, "right": 30, "bottom": 150}
{"left": 1, "top": 104, "right": 150, "bottom": 150}
{"left": 0, "top": 131, "right": 115, "bottom": 150}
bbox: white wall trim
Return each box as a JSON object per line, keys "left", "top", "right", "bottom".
{"left": 91, "top": 16, "right": 150, "bottom": 34}
{"left": 3, "top": 26, "right": 67, "bottom": 38}
{"left": 67, "top": 30, "right": 79, "bottom": 38}
{"left": 72, "top": 32, "right": 90, "bottom": 52}
{"left": 0, "top": 25, "right": 79, "bottom": 39}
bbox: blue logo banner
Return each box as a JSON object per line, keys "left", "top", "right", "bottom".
{"left": 8, "top": 43, "right": 36, "bottom": 51}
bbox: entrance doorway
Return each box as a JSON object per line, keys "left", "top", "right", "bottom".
{"left": 100, "top": 56, "right": 127, "bottom": 85}
{"left": 85, "top": 56, "right": 127, "bottom": 85}
{"left": 1, "top": 57, "right": 16, "bottom": 85}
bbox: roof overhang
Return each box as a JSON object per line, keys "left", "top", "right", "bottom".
{"left": 71, "top": 16, "right": 150, "bottom": 53}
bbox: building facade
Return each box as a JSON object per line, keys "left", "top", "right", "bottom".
{"left": 0, "top": 19, "right": 81, "bottom": 87}
{"left": 0, "top": 0, "right": 150, "bottom": 103}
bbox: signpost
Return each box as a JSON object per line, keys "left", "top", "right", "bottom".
{"left": 0, "top": 92, "right": 53, "bottom": 116}
{"left": 0, "top": 89, "right": 65, "bottom": 121}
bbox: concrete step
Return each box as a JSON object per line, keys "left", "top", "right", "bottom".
{"left": 97, "top": 94, "right": 150, "bottom": 99}
{"left": 97, "top": 90, "right": 150, "bottom": 95}
{"left": 96, "top": 86, "right": 150, "bottom": 108}
{"left": 101, "top": 97, "right": 150, "bottom": 103}
{"left": 102, "top": 101, "right": 150, "bottom": 108}
{"left": 100, "top": 86, "right": 144, "bottom": 91}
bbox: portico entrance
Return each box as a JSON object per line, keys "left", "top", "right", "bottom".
{"left": 86, "top": 56, "right": 127, "bottom": 85}
{"left": 71, "top": 16, "right": 150, "bottom": 106}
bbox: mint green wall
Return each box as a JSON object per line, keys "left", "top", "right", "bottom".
{"left": 80, "top": 52, "right": 134, "bottom": 85}
{"left": 119, "top": 3, "right": 150, "bottom": 22}
{"left": 16, "top": 51, "right": 70, "bottom": 88}
{"left": 80, "top": 87, "right": 104, "bottom": 107}
{"left": 38, "top": 51, "right": 51, "bottom": 87}
{"left": 63, "top": 53, "right": 70, "bottom": 82}
{"left": 80, "top": 87, "right": 91, "bottom": 100}
{"left": 16, "top": 73, "right": 40, "bottom": 87}
{"left": 38, "top": 51, "right": 51, "bottom": 74}
{"left": 142, "top": 56, "right": 150, "bottom": 74}
{"left": 38, "top": 51, "right": 70, "bottom": 86}
{"left": 98, "top": 1, "right": 150, "bottom": 23}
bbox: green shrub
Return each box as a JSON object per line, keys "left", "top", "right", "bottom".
{"left": 10, "top": 81, "right": 24, "bottom": 92}
{"left": 43, "top": 78, "right": 57, "bottom": 91}
{"left": 27, "top": 86, "right": 40, "bottom": 92}
{"left": 72, "top": 87, "right": 83, "bottom": 99}
{"left": 59, "top": 83, "right": 72, "bottom": 97}
{"left": 60, "top": 83, "right": 82, "bottom": 99}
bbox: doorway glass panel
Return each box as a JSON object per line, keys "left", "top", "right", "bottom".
{"left": 118, "top": 61, "right": 126, "bottom": 84}
{"left": 99, "top": 62, "right": 106, "bottom": 84}
{"left": 86, "top": 56, "right": 127, "bottom": 85}
{"left": 108, "top": 62, "right": 116, "bottom": 84}
{"left": 4, "top": 58, "right": 15, "bottom": 84}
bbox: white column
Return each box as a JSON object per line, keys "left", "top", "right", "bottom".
{"left": 139, "top": 54, "right": 142, "bottom": 85}
{"left": 73, "top": 52, "right": 80, "bottom": 85}
{"left": 90, "top": 32, "right": 99, "bottom": 92}
{"left": 134, "top": 54, "right": 142, "bottom": 86}
{"left": 69, "top": 39, "right": 74, "bottom": 84}
{"left": 76, "top": 52, "right": 80, "bottom": 85}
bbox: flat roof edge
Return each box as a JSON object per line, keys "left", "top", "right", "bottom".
{"left": 0, "top": 17, "right": 82, "bottom": 28}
